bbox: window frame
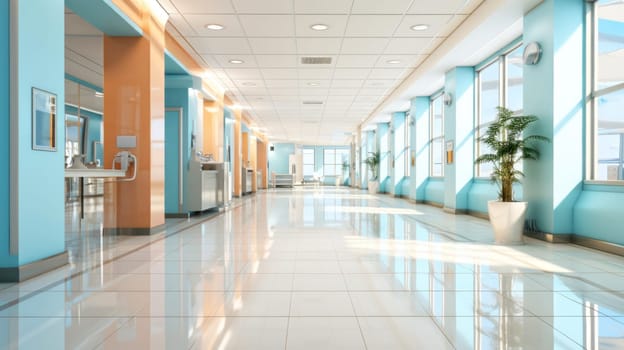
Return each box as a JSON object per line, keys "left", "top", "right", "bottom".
{"left": 430, "top": 92, "right": 445, "bottom": 177}
{"left": 587, "top": 0, "right": 624, "bottom": 183}
{"left": 474, "top": 42, "right": 523, "bottom": 178}
{"left": 405, "top": 112, "right": 411, "bottom": 177}
{"left": 303, "top": 147, "right": 315, "bottom": 178}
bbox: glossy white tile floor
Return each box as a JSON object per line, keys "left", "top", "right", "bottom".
{"left": 2, "top": 187, "right": 624, "bottom": 349}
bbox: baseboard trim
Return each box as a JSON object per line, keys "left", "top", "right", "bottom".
{"left": 103, "top": 223, "right": 167, "bottom": 236}
{"left": 524, "top": 231, "right": 572, "bottom": 243}
{"left": 421, "top": 200, "right": 443, "bottom": 208}
{"left": 571, "top": 235, "right": 624, "bottom": 257}
{"left": 466, "top": 210, "right": 489, "bottom": 220}
{"left": 165, "top": 213, "right": 190, "bottom": 219}
{"left": 443, "top": 207, "right": 467, "bottom": 214}
{"left": 0, "top": 251, "right": 69, "bottom": 283}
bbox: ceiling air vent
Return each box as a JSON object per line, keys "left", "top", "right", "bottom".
{"left": 302, "top": 101, "right": 324, "bottom": 105}
{"left": 301, "top": 57, "right": 332, "bottom": 65}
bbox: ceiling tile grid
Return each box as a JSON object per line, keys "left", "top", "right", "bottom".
{"left": 161, "top": 0, "right": 483, "bottom": 144}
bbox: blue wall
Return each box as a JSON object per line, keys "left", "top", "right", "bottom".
{"left": 7, "top": 0, "right": 66, "bottom": 265}
{"left": 0, "top": 0, "right": 11, "bottom": 266}
{"left": 424, "top": 178, "right": 444, "bottom": 205}
{"left": 523, "top": 0, "right": 585, "bottom": 235}
{"left": 268, "top": 143, "right": 294, "bottom": 175}
{"left": 443, "top": 67, "right": 475, "bottom": 211}
{"left": 574, "top": 185, "right": 624, "bottom": 245}
{"left": 164, "top": 77, "right": 200, "bottom": 214}
{"left": 377, "top": 123, "right": 390, "bottom": 192}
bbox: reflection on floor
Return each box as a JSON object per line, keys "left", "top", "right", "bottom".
{"left": 2, "top": 187, "right": 624, "bottom": 349}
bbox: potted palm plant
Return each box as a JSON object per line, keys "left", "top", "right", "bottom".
{"left": 475, "top": 106, "right": 549, "bottom": 244}
{"left": 364, "top": 151, "right": 380, "bottom": 194}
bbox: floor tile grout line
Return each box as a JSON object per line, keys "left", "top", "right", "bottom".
{"left": 340, "top": 254, "right": 370, "bottom": 350}
{"left": 0, "top": 200, "right": 247, "bottom": 312}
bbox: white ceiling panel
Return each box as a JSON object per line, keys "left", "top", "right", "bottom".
{"left": 363, "top": 79, "right": 396, "bottom": 88}
{"left": 158, "top": 0, "right": 494, "bottom": 145}
{"left": 367, "top": 68, "right": 408, "bottom": 80}
{"left": 299, "top": 80, "right": 332, "bottom": 88}
{"left": 248, "top": 38, "right": 297, "bottom": 54}
{"left": 297, "top": 38, "right": 343, "bottom": 55}
{"left": 232, "top": 0, "right": 293, "bottom": 14}
{"left": 330, "top": 88, "right": 361, "bottom": 96}
{"left": 358, "top": 88, "right": 391, "bottom": 96}
{"left": 345, "top": 15, "right": 402, "bottom": 37}
{"left": 261, "top": 68, "right": 299, "bottom": 79}
{"left": 340, "top": 38, "right": 390, "bottom": 55}
{"left": 295, "top": 15, "right": 349, "bottom": 37}
{"left": 394, "top": 15, "right": 454, "bottom": 37}
{"left": 180, "top": 14, "right": 244, "bottom": 36}
{"left": 169, "top": 0, "right": 235, "bottom": 13}
{"left": 225, "top": 68, "right": 263, "bottom": 80}
{"left": 234, "top": 79, "right": 265, "bottom": 87}
{"left": 407, "top": 0, "right": 481, "bottom": 15}
{"left": 335, "top": 55, "right": 379, "bottom": 68}
{"left": 265, "top": 79, "right": 299, "bottom": 88}
{"left": 375, "top": 55, "right": 426, "bottom": 68}
{"left": 213, "top": 55, "right": 258, "bottom": 67}
{"left": 333, "top": 69, "right": 371, "bottom": 79}
{"left": 168, "top": 14, "right": 197, "bottom": 36}
{"left": 269, "top": 88, "right": 301, "bottom": 95}
{"left": 297, "top": 69, "right": 334, "bottom": 80}
{"left": 437, "top": 15, "right": 469, "bottom": 37}
{"left": 351, "top": 0, "right": 413, "bottom": 14}
{"left": 189, "top": 37, "right": 251, "bottom": 54}
{"left": 271, "top": 95, "right": 302, "bottom": 102}
{"left": 330, "top": 80, "right": 365, "bottom": 88}
{"left": 294, "top": 0, "right": 353, "bottom": 14}
{"left": 326, "top": 95, "right": 356, "bottom": 103}
{"left": 239, "top": 15, "right": 295, "bottom": 37}
{"left": 255, "top": 55, "right": 298, "bottom": 68}
{"left": 384, "top": 37, "right": 435, "bottom": 54}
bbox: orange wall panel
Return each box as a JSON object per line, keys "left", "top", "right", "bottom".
{"left": 103, "top": 33, "right": 165, "bottom": 230}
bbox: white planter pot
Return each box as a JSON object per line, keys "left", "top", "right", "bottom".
{"left": 487, "top": 200, "right": 528, "bottom": 245}
{"left": 368, "top": 181, "right": 379, "bottom": 194}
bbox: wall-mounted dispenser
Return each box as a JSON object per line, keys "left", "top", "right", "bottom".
{"left": 112, "top": 151, "right": 137, "bottom": 181}
{"left": 113, "top": 135, "right": 137, "bottom": 181}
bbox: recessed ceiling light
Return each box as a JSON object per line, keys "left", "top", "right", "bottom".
{"left": 307, "top": 82, "right": 320, "bottom": 87}
{"left": 205, "top": 23, "right": 225, "bottom": 30}
{"left": 410, "top": 24, "right": 429, "bottom": 31}
{"left": 386, "top": 59, "right": 401, "bottom": 64}
{"left": 94, "top": 91, "right": 104, "bottom": 98}
{"left": 310, "top": 23, "right": 329, "bottom": 31}
{"left": 228, "top": 59, "right": 244, "bottom": 64}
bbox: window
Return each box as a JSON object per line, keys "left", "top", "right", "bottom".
{"left": 430, "top": 94, "right": 444, "bottom": 176}
{"left": 475, "top": 44, "right": 523, "bottom": 177}
{"left": 303, "top": 148, "right": 315, "bottom": 178}
{"left": 323, "top": 148, "right": 349, "bottom": 176}
{"left": 405, "top": 114, "right": 411, "bottom": 176}
{"left": 590, "top": 0, "right": 624, "bottom": 181}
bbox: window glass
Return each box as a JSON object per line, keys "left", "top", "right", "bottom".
{"left": 476, "top": 46, "right": 523, "bottom": 178}
{"left": 592, "top": 1, "right": 624, "bottom": 180}
{"left": 430, "top": 95, "right": 444, "bottom": 177}
{"left": 506, "top": 46, "right": 523, "bottom": 112}
{"left": 303, "top": 148, "right": 315, "bottom": 177}
{"left": 479, "top": 60, "right": 500, "bottom": 125}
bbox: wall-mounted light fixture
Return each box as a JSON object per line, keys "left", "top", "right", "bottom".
{"left": 443, "top": 92, "right": 453, "bottom": 106}
{"left": 523, "top": 42, "right": 542, "bottom": 65}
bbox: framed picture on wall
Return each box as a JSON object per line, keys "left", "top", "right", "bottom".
{"left": 32, "top": 87, "right": 57, "bottom": 151}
